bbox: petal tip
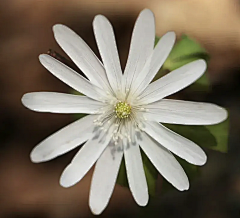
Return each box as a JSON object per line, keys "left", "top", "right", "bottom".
{"left": 195, "top": 152, "right": 207, "bottom": 166}
{"left": 53, "top": 24, "right": 61, "bottom": 31}
{"left": 210, "top": 106, "right": 228, "bottom": 125}
{"left": 138, "top": 197, "right": 149, "bottom": 207}
{"left": 181, "top": 183, "right": 190, "bottom": 191}
{"left": 30, "top": 149, "right": 44, "bottom": 163}
{"left": 52, "top": 24, "right": 68, "bottom": 35}
{"left": 197, "top": 59, "right": 207, "bottom": 71}
{"left": 176, "top": 179, "right": 190, "bottom": 191}
{"left": 21, "top": 93, "right": 29, "bottom": 107}
{"left": 134, "top": 193, "right": 149, "bottom": 207}
{"left": 59, "top": 176, "right": 73, "bottom": 188}
{"left": 59, "top": 166, "right": 77, "bottom": 188}
{"left": 219, "top": 107, "right": 228, "bottom": 122}
{"left": 89, "top": 200, "right": 105, "bottom": 215}
{"left": 93, "top": 14, "right": 107, "bottom": 23}
{"left": 90, "top": 208, "right": 102, "bottom": 216}
{"left": 38, "top": 53, "right": 48, "bottom": 63}
{"left": 185, "top": 59, "right": 207, "bottom": 80}
{"left": 166, "top": 31, "right": 176, "bottom": 41}
{"left": 140, "top": 8, "right": 154, "bottom": 16}
{"left": 189, "top": 59, "right": 207, "bottom": 72}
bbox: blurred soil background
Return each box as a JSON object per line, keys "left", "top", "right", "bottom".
{"left": 0, "top": 0, "right": 240, "bottom": 217}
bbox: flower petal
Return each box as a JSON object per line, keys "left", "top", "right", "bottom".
{"left": 123, "top": 9, "right": 155, "bottom": 92}
{"left": 137, "top": 60, "right": 207, "bottom": 104}
{"left": 53, "top": 24, "right": 110, "bottom": 90}
{"left": 93, "top": 15, "right": 122, "bottom": 94}
{"left": 124, "top": 141, "right": 148, "bottom": 206}
{"left": 22, "top": 92, "right": 106, "bottom": 114}
{"left": 60, "top": 123, "right": 114, "bottom": 187}
{"left": 89, "top": 142, "right": 123, "bottom": 215}
{"left": 137, "top": 132, "right": 189, "bottom": 191}
{"left": 30, "top": 115, "right": 96, "bottom": 163}
{"left": 142, "top": 99, "right": 228, "bottom": 125}
{"left": 132, "top": 32, "right": 176, "bottom": 97}
{"left": 39, "top": 54, "right": 107, "bottom": 101}
{"left": 142, "top": 121, "right": 207, "bottom": 165}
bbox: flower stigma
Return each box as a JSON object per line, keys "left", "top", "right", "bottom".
{"left": 115, "top": 101, "right": 131, "bottom": 119}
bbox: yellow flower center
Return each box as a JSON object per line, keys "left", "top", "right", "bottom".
{"left": 115, "top": 101, "right": 131, "bottom": 119}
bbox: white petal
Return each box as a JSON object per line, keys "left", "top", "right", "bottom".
{"left": 142, "top": 99, "right": 228, "bottom": 125}
{"left": 123, "top": 9, "right": 155, "bottom": 92}
{"left": 22, "top": 92, "right": 106, "bottom": 114}
{"left": 60, "top": 123, "right": 114, "bottom": 187}
{"left": 137, "top": 132, "right": 189, "bottom": 191}
{"left": 127, "top": 121, "right": 137, "bottom": 145}
{"left": 124, "top": 141, "right": 148, "bottom": 206}
{"left": 142, "top": 121, "right": 207, "bottom": 166}
{"left": 93, "top": 15, "right": 122, "bottom": 94}
{"left": 39, "top": 54, "right": 107, "bottom": 101}
{"left": 30, "top": 115, "right": 96, "bottom": 163}
{"left": 132, "top": 32, "right": 176, "bottom": 97}
{"left": 53, "top": 24, "right": 110, "bottom": 90}
{"left": 137, "top": 60, "right": 207, "bottom": 104}
{"left": 89, "top": 142, "right": 123, "bottom": 215}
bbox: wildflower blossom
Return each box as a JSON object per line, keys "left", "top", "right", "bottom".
{"left": 22, "top": 9, "right": 227, "bottom": 214}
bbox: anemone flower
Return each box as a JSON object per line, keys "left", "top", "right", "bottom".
{"left": 22, "top": 9, "right": 227, "bottom": 215}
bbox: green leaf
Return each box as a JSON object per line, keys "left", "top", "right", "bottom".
{"left": 74, "top": 113, "right": 87, "bottom": 119}
{"left": 154, "top": 35, "right": 210, "bottom": 91}
{"left": 71, "top": 89, "right": 84, "bottom": 96}
{"left": 162, "top": 35, "right": 209, "bottom": 71}
{"left": 204, "top": 118, "right": 229, "bottom": 153}
{"left": 161, "top": 117, "right": 229, "bottom": 192}
{"left": 117, "top": 158, "right": 128, "bottom": 187}
{"left": 116, "top": 149, "right": 158, "bottom": 196}
{"left": 164, "top": 116, "right": 229, "bottom": 153}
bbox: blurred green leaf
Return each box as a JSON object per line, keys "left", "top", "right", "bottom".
{"left": 161, "top": 117, "right": 229, "bottom": 192}
{"left": 161, "top": 119, "right": 229, "bottom": 192}
{"left": 162, "top": 35, "right": 209, "bottom": 71}
{"left": 154, "top": 35, "right": 210, "bottom": 91}
{"left": 204, "top": 118, "right": 229, "bottom": 153}
{"left": 71, "top": 89, "right": 84, "bottom": 96}
{"left": 117, "top": 157, "right": 128, "bottom": 187}
{"left": 74, "top": 113, "right": 87, "bottom": 119}
{"left": 164, "top": 116, "right": 229, "bottom": 153}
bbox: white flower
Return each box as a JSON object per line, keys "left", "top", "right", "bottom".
{"left": 21, "top": 9, "right": 227, "bottom": 215}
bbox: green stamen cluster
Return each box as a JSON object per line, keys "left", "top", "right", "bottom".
{"left": 115, "top": 101, "right": 131, "bottom": 119}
